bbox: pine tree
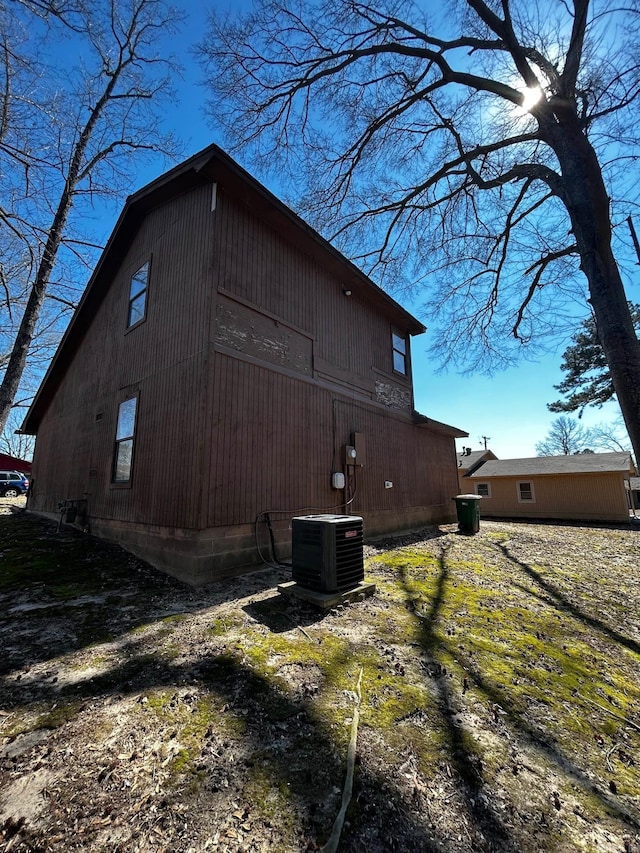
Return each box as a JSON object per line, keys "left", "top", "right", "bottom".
{"left": 549, "top": 304, "right": 640, "bottom": 415}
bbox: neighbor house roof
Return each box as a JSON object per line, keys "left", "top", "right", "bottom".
{"left": 0, "top": 452, "right": 32, "bottom": 474}
{"left": 22, "top": 144, "right": 426, "bottom": 435}
{"left": 467, "top": 452, "right": 634, "bottom": 478}
{"left": 458, "top": 449, "right": 497, "bottom": 473}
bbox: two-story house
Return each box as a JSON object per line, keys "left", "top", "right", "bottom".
{"left": 21, "top": 145, "right": 466, "bottom": 585}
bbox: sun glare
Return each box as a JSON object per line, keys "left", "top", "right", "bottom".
{"left": 520, "top": 86, "right": 543, "bottom": 112}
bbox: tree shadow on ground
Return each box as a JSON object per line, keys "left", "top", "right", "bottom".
{"left": 0, "top": 511, "right": 442, "bottom": 849}
{"left": 395, "top": 540, "right": 640, "bottom": 837}
{"left": 495, "top": 541, "right": 640, "bottom": 657}
{"left": 1, "top": 637, "right": 444, "bottom": 850}
{"left": 2, "top": 510, "right": 639, "bottom": 850}
{"left": 397, "top": 543, "right": 516, "bottom": 849}
{"left": 0, "top": 510, "right": 290, "bottom": 677}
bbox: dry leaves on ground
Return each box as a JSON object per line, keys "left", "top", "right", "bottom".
{"left": 1, "top": 503, "right": 639, "bottom": 852}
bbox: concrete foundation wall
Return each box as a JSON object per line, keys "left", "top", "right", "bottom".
{"left": 31, "top": 503, "right": 456, "bottom": 586}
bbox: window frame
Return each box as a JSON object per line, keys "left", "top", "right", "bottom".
{"left": 126, "top": 260, "right": 150, "bottom": 330}
{"left": 517, "top": 480, "right": 535, "bottom": 503}
{"left": 391, "top": 329, "right": 408, "bottom": 376}
{"left": 476, "top": 482, "right": 491, "bottom": 498}
{"left": 112, "top": 395, "right": 138, "bottom": 486}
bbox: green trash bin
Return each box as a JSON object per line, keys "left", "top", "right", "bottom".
{"left": 453, "top": 494, "right": 482, "bottom": 534}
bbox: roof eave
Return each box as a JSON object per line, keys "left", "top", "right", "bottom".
{"left": 413, "top": 410, "right": 467, "bottom": 438}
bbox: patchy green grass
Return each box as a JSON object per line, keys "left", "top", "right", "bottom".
{"left": 0, "top": 510, "right": 638, "bottom": 853}
{"left": 376, "top": 537, "right": 640, "bottom": 807}
{"left": 2, "top": 698, "right": 84, "bottom": 737}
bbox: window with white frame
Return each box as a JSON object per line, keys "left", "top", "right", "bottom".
{"left": 127, "top": 261, "right": 149, "bottom": 328}
{"left": 112, "top": 397, "right": 137, "bottom": 483}
{"left": 476, "top": 482, "right": 491, "bottom": 498}
{"left": 517, "top": 480, "right": 535, "bottom": 502}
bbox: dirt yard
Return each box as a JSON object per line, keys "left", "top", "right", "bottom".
{"left": 0, "top": 500, "right": 639, "bottom": 853}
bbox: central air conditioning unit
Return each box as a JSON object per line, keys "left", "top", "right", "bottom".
{"left": 291, "top": 514, "right": 364, "bottom": 594}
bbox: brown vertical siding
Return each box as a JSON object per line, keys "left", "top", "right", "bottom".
{"left": 333, "top": 398, "right": 456, "bottom": 512}
{"left": 206, "top": 352, "right": 457, "bottom": 528}
{"left": 30, "top": 171, "right": 460, "bottom": 582}
{"left": 207, "top": 354, "right": 333, "bottom": 526}
{"left": 31, "top": 184, "right": 216, "bottom": 528}
{"left": 211, "top": 188, "right": 413, "bottom": 409}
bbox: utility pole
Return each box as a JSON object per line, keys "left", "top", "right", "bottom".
{"left": 480, "top": 435, "right": 491, "bottom": 450}
{"left": 627, "top": 216, "right": 640, "bottom": 265}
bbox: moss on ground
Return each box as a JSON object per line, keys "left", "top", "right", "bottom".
{"left": 1, "top": 511, "right": 638, "bottom": 851}
{"left": 366, "top": 541, "right": 640, "bottom": 810}
{"left": 0, "top": 699, "right": 83, "bottom": 737}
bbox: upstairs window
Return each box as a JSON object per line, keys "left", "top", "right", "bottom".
{"left": 113, "top": 397, "right": 137, "bottom": 483}
{"left": 127, "top": 261, "right": 149, "bottom": 328}
{"left": 392, "top": 330, "right": 407, "bottom": 375}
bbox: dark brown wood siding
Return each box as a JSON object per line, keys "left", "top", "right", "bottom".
{"left": 206, "top": 353, "right": 334, "bottom": 526}
{"left": 333, "top": 399, "right": 457, "bottom": 513}
{"left": 200, "top": 184, "right": 455, "bottom": 529}
{"left": 211, "top": 187, "right": 414, "bottom": 411}
{"left": 205, "top": 352, "right": 457, "bottom": 527}
{"left": 32, "top": 184, "right": 216, "bottom": 528}
{"left": 31, "top": 173, "right": 459, "bottom": 572}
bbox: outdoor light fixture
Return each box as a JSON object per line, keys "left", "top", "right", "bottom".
{"left": 343, "top": 288, "right": 352, "bottom": 296}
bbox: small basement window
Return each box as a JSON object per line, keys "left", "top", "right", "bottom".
{"left": 112, "top": 396, "right": 137, "bottom": 483}
{"left": 127, "top": 261, "right": 149, "bottom": 328}
{"left": 392, "top": 330, "right": 407, "bottom": 375}
{"left": 476, "top": 483, "right": 491, "bottom": 498}
{"left": 517, "top": 481, "right": 535, "bottom": 502}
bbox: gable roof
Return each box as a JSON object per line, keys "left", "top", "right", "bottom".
{"left": 467, "top": 452, "right": 634, "bottom": 478}
{"left": 458, "top": 449, "right": 497, "bottom": 473}
{"left": 22, "top": 144, "right": 426, "bottom": 435}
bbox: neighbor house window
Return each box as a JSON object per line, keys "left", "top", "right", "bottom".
{"left": 517, "top": 481, "right": 535, "bottom": 502}
{"left": 127, "top": 261, "right": 149, "bottom": 328}
{"left": 113, "top": 397, "right": 137, "bottom": 483}
{"left": 476, "top": 483, "right": 491, "bottom": 498}
{"left": 392, "top": 330, "right": 407, "bottom": 375}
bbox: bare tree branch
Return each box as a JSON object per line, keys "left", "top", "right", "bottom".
{"left": 44, "top": 292, "right": 77, "bottom": 310}
{"left": 0, "top": 0, "right": 184, "bottom": 434}
{"left": 513, "top": 244, "right": 578, "bottom": 339}
{"left": 560, "top": 0, "right": 590, "bottom": 95}
{"left": 198, "top": 0, "right": 640, "bottom": 465}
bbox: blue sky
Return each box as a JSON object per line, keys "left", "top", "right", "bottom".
{"left": 105, "top": 0, "right": 627, "bottom": 459}
{"left": 411, "top": 347, "right": 622, "bottom": 457}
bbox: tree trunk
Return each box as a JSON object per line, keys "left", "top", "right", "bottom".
{"left": 582, "top": 254, "right": 640, "bottom": 468}
{"left": 0, "top": 194, "right": 70, "bottom": 435}
{"left": 0, "top": 32, "right": 121, "bottom": 436}
{"left": 546, "top": 114, "right": 640, "bottom": 468}
{"left": 0, "top": 286, "right": 48, "bottom": 436}
{"left": 0, "top": 1, "right": 164, "bottom": 434}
